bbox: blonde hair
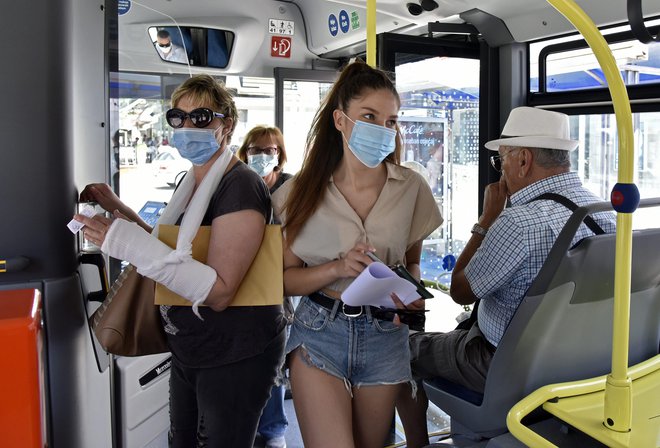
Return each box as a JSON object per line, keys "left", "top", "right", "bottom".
{"left": 171, "top": 74, "right": 238, "bottom": 143}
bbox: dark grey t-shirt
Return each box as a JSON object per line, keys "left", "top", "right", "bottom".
{"left": 269, "top": 171, "right": 292, "bottom": 194}
{"left": 163, "top": 162, "right": 285, "bottom": 368}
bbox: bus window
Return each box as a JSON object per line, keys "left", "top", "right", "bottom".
{"left": 111, "top": 71, "right": 335, "bottom": 222}
{"left": 282, "top": 80, "right": 333, "bottom": 173}
{"left": 569, "top": 111, "right": 660, "bottom": 229}
{"left": 111, "top": 72, "right": 277, "bottom": 215}
{"left": 530, "top": 19, "right": 660, "bottom": 92}
{"left": 529, "top": 26, "right": 660, "bottom": 230}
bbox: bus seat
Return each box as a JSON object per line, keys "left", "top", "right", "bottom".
{"left": 423, "top": 199, "right": 660, "bottom": 439}
{"left": 207, "top": 29, "right": 229, "bottom": 68}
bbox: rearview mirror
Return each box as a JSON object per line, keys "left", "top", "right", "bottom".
{"left": 148, "top": 26, "right": 234, "bottom": 69}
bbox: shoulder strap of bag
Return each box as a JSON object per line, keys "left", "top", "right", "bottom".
{"left": 456, "top": 193, "right": 604, "bottom": 332}
{"left": 531, "top": 192, "right": 606, "bottom": 235}
{"left": 456, "top": 300, "right": 479, "bottom": 331}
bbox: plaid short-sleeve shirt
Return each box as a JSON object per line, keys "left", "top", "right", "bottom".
{"left": 465, "top": 172, "right": 616, "bottom": 347}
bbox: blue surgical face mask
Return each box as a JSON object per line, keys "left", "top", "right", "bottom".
{"left": 171, "top": 128, "right": 222, "bottom": 166}
{"left": 247, "top": 153, "right": 279, "bottom": 177}
{"left": 342, "top": 112, "right": 397, "bottom": 168}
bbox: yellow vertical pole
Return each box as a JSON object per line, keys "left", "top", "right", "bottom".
{"left": 547, "top": 0, "right": 636, "bottom": 433}
{"left": 366, "top": 0, "right": 376, "bottom": 67}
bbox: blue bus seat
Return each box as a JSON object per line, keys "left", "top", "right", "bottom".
{"left": 423, "top": 199, "right": 660, "bottom": 439}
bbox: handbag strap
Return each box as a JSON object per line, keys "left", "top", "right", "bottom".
{"left": 530, "top": 193, "right": 606, "bottom": 235}
{"left": 457, "top": 193, "right": 604, "bottom": 332}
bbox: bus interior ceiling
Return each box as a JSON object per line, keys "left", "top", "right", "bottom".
{"left": 118, "top": 0, "right": 660, "bottom": 77}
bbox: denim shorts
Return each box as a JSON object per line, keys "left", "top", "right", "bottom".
{"left": 285, "top": 296, "right": 412, "bottom": 388}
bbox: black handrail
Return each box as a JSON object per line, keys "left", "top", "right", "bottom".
{"left": 628, "top": 0, "right": 658, "bottom": 43}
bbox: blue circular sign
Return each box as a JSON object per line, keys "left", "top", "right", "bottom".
{"left": 118, "top": 0, "right": 131, "bottom": 15}
{"left": 339, "top": 10, "right": 350, "bottom": 33}
{"left": 442, "top": 254, "right": 457, "bottom": 271}
{"left": 328, "top": 14, "right": 338, "bottom": 37}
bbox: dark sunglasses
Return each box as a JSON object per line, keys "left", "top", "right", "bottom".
{"left": 166, "top": 108, "right": 225, "bottom": 128}
{"left": 247, "top": 145, "right": 279, "bottom": 156}
{"left": 158, "top": 42, "right": 171, "bottom": 48}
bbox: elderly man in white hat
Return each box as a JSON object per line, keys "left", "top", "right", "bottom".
{"left": 397, "top": 107, "right": 616, "bottom": 448}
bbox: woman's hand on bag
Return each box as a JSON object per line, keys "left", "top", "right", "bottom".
{"left": 80, "top": 183, "right": 124, "bottom": 214}
{"left": 333, "top": 242, "right": 375, "bottom": 278}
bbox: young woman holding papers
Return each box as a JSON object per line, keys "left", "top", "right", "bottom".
{"left": 272, "top": 60, "right": 442, "bottom": 448}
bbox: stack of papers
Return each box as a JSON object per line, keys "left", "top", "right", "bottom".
{"left": 341, "top": 262, "right": 421, "bottom": 307}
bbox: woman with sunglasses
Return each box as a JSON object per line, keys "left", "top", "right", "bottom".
{"left": 74, "top": 74, "right": 285, "bottom": 447}
{"left": 272, "top": 61, "right": 443, "bottom": 448}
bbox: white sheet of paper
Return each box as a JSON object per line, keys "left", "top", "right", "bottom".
{"left": 341, "top": 262, "right": 421, "bottom": 307}
{"left": 67, "top": 204, "right": 96, "bottom": 233}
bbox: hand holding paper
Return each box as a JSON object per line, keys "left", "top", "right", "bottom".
{"left": 341, "top": 262, "right": 421, "bottom": 307}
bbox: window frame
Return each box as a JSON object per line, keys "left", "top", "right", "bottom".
{"left": 529, "top": 23, "right": 660, "bottom": 115}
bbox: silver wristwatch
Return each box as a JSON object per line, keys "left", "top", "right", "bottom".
{"left": 471, "top": 223, "right": 488, "bottom": 237}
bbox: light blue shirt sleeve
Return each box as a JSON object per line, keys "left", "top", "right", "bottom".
{"left": 464, "top": 213, "right": 529, "bottom": 300}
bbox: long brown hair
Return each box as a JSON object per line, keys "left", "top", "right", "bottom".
{"left": 282, "top": 61, "right": 402, "bottom": 244}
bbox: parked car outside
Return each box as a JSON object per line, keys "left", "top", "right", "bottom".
{"left": 152, "top": 148, "right": 191, "bottom": 187}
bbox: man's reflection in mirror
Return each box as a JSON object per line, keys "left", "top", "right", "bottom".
{"left": 155, "top": 30, "right": 188, "bottom": 64}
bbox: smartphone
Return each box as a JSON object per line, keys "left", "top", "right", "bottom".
{"left": 391, "top": 264, "right": 434, "bottom": 299}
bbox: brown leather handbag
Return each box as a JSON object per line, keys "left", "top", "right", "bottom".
{"left": 90, "top": 264, "right": 169, "bottom": 356}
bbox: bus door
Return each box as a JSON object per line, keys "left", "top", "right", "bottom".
{"left": 378, "top": 32, "right": 484, "bottom": 308}
{"left": 375, "top": 31, "right": 486, "bottom": 436}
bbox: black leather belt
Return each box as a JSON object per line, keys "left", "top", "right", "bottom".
{"left": 307, "top": 292, "right": 426, "bottom": 331}
{"left": 308, "top": 292, "right": 372, "bottom": 317}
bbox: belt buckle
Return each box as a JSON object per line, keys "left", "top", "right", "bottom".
{"left": 342, "top": 302, "right": 363, "bottom": 318}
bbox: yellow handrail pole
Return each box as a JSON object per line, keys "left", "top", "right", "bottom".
{"left": 366, "top": 0, "right": 376, "bottom": 67}
{"left": 548, "top": 0, "right": 636, "bottom": 432}
{"left": 508, "top": 375, "right": 607, "bottom": 448}
{"left": 508, "top": 355, "right": 660, "bottom": 446}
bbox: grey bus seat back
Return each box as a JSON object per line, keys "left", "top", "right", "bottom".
{"left": 423, "top": 198, "right": 660, "bottom": 438}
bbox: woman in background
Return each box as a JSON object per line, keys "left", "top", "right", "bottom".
{"left": 237, "top": 125, "right": 292, "bottom": 194}
{"left": 237, "top": 125, "right": 292, "bottom": 448}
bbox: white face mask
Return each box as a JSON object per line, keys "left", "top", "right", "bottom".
{"left": 171, "top": 127, "right": 224, "bottom": 166}
{"left": 160, "top": 43, "right": 172, "bottom": 54}
{"left": 341, "top": 112, "right": 397, "bottom": 168}
{"left": 247, "top": 154, "right": 279, "bottom": 177}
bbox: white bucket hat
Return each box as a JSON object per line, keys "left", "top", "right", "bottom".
{"left": 484, "top": 107, "right": 578, "bottom": 151}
